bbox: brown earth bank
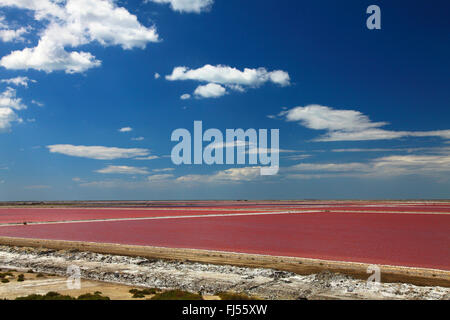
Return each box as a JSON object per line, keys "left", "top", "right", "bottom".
{"left": 0, "top": 237, "right": 448, "bottom": 288}
{"left": 0, "top": 242, "right": 448, "bottom": 300}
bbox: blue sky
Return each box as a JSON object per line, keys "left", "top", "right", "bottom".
{"left": 0, "top": 0, "right": 449, "bottom": 200}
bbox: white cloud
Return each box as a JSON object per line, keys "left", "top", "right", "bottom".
{"left": 286, "top": 162, "right": 371, "bottom": 173}
{"left": 152, "top": 168, "right": 174, "bottom": 172}
{"left": 96, "top": 165, "right": 150, "bottom": 174}
{"left": 279, "top": 105, "right": 450, "bottom": 141}
{"left": 194, "top": 83, "right": 226, "bottom": 98}
{"left": 47, "top": 144, "right": 150, "bottom": 160}
{"left": 0, "top": 106, "right": 20, "bottom": 131}
{"left": 154, "top": 72, "right": 160, "bottom": 79}
{"left": 0, "top": 0, "right": 159, "bottom": 73}
{"left": 134, "top": 155, "right": 159, "bottom": 160}
{"left": 176, "top": 166, "right": 263, "bottom": 184}
{"left": 1, "top": 76, "right": 36, "bottom": 87}
{"left": 146, "top": 0, "right": 213, "bottom": 13}
{"left": 147, "top": 173, "right": 174, "bottom": 181}
{"left": 119, "top": 127, "right": 133, "bottom": 133}
{"left": 167, "top": 64, "right": 290, "bottom": 87}
{"left": 372, "top": 154, "right": 450, "bottom": 176}
{"left": 0, "top": 26, "right": 28, "bottom": 42}
{"left": 0, "top": 87, "right": 27, "bottom": 110}
{"left": 180, "top": 93, "right": 191, "bottom": 100}
{"left": 281, "top": 105, "right": 387, "bottom": 132}
{"left": 31, "top": 100, "right": 44, "bottom": 107}
{"left": 283, "top": 154, "right": 311, "bottom": 161}
{"left": 0, "top": 87, "right": 26, "bottom": 131}
{"left": 131, "top": 136, "right": 145, "bottom": 141}
{"left": 284, "top": 153, "right": 450, "bottom": 180}
{"left": 331, "top": 148, "right": 400, "bottom": 153}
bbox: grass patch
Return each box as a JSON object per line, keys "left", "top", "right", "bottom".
{"left": 216, "top": 292, "right": 256, "bottom": 300}
{"left": 150, "top": 290, "right": 203, "bottom": 301}
{"left": 36, "top": 273, "right": 46, "bottom": 278}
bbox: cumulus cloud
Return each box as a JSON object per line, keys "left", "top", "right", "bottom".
{"left": 96, "top": 165, "right": 149, "bottom": 174}
{"left": 194, "top": 83, "right": 226, "bottom": 98}
{"left": 279, "top": 105, "right": 450, "bottom": 141}
{"left": 0, "top": 107, "right": 20, "bottom": 131}
{"left": 0, "top": 15, "right": 29, "bottom": 42}
{"left": 47, "top": 144, "right": 150, "bottom": 160}
{"left": 180, "top": 93, "right": 191, "bottom": 100}
{"left": 0, "top": 87, "right": 26, "bottom": 131}
{"left": 0, "top": 0, "right": 159, "bottom": 73}
{"left": 145, "top": 0, "right": 214, "bottom": 13}
{"left": 154, "top": 72, "right": 160, "bottom": 79}
{"left": 0, "top": 87, "right": 27, "bottom": 110}
{"left": 1, "top": 76, "right": 36, "bottom": 87}
{"left": 166, "top": 64, "right": 290, "bottom": 87}
{"left": 0, "top": 26, "right": 28, "bottom": 42}
{"left": 166, "top": 64, "right": 290, "bottom": 99}
{"left": 119, "top": 127, "right": 133, "bottom": 133}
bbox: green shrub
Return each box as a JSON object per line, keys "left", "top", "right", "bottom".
{"left": 15, "top": 291, "right": 110, "bottom": 300}
{"left": 129, "top": 288, "right": 158, "bottom": 298}
{"left": 216, "top": 292, "right": 255, "bottom": 300}
{"left": 15, "top": 292, "right": 74, "bottom": 300}
{"left": 77, "top": 293, "right": 110, "bottom": 300}
{"left": 1, "top": 278, "right": 9, "bottom": 283}
{"left": 0, "top": 272, "right": 13, "bottom": 279}
{"left": 17, "top": 274, "right": 25, "bottom": 282}
{"left": 150, "top": 290, "right": 203, "bottom": 300}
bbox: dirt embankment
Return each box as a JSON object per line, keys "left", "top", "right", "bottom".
{"left": 0, "top": 245, "right": 449, "bottom": 300}
{"left": 0, "top": 237, "right": 448, "bottom": 288}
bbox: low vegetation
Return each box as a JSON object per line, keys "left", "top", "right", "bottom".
{"left": 0, "top": 272, "right": 14, "bottom": 279}
{"left": 15, "top": 292, "right": 74, "bottom": 300}
{"left": 150, "top": 290, "right": 203, "bottom": 300}
{"left": 0, "top": 272, "right": 14, "bottom": 283}
{"left": 77, "top": 292, "right": 110, "bottom": 300}
{"left": 129, "top": 288, "right": 159, "bottom": 298}
{"left": 15, "top": 291, "right": 110, "bottom": 300}
{"left": 216, "top": 292, "right": 256, "bottom": 300}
